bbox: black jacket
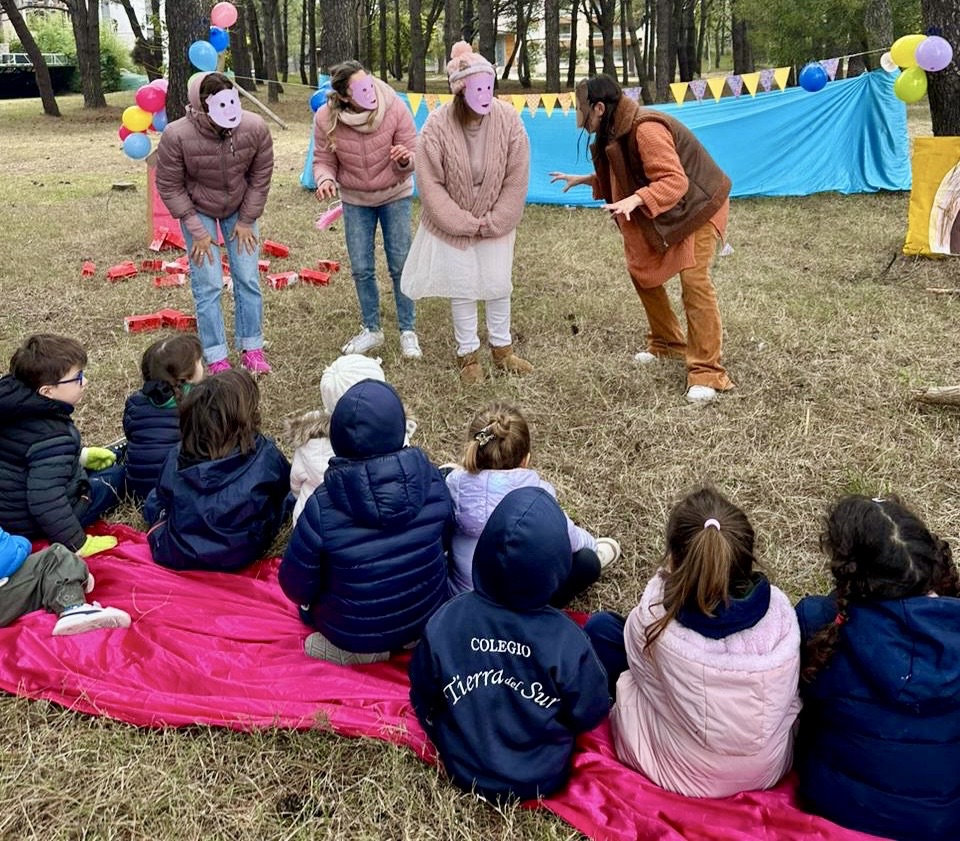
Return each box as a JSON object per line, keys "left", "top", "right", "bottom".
{"left": 122, "top": 382, "right": 181, "bottom": 502}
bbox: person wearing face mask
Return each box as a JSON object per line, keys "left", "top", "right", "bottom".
{"left": 156, "top": 72, "right": 274, "bottom": 376}
{"left": 313, "top": 61, "right": 421, "bottom": 360}
{"left": 400, "top": 41, "right": 531, "bottom": 384}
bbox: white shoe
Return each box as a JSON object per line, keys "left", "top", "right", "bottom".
{"left": 686, "top": 385, "right": 718, "bottom": 403}
{"left": 341, "top": 328, "right": 385, "bottom": 355}
{"left": 84, "top": 573, "right": 95, "bottom": 593}
{"left": 633, "top": 351, "right": 658, "bottom": 365}
{"left": 53, "top": 602, "right": 131, "bottom": 636}
{"left": 596, "top": 538, "right": 621, "bottom": 568}
{"left": 399, "top": 330, "right": 422, "bottom": 359}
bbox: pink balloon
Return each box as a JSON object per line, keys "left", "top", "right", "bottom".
{"left": 118, "top": 125, "right": 132, "bottom": 141}
{"left": 915, "top": 35, "right": 954, "bottom": 73}
{"left": 135, "top": 84, "right": 165, "bottom": 113}
{"left": 150, "top": 78, "right": 169, "bottom": 93}
{"left": 210, "top": 1, "right": 238, "bottom": 28}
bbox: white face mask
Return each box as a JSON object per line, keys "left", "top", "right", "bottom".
{"left": 205, "top": 88, "right": 242, "bottom": 129}
{"left": 463, "top": 72, "right": 495, "bottom": 115}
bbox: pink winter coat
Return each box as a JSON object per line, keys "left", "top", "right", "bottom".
{"left": 155, "top": 73, "right": 274, "bottom": 241}
{"left": 610, "top": 572, "right": 802, "bottom": 798}
{"left": 312, "top": 78, "right": 416, "bottom": 208}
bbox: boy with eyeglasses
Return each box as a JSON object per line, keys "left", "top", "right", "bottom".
{"left": 0, "top": 334, "right": 124, "bottom": 557}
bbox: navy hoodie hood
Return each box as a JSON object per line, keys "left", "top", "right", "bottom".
{"left": 473, "top": 486, "right": 572, "bottom": 611}
{"left": 329, "top": 379, "right": 406, "bottom": 459}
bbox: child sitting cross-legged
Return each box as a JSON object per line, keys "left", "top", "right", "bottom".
{"left": 584, "top": 486, "right": 802, "bottom": 798}
{"left": 279, "top": 379, "right": 452, "bottom": 664}
{"left": 409, "top": 486, "right": 609, "bottom": 803}
{"left": 0, "top": 525, "right": 130, "bottom": 635}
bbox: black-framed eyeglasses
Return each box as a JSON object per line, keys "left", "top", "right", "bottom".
{"left": 55, "top": 370, "right": 85, "bottom": 386}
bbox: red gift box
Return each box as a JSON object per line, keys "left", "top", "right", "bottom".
{"left": 266, "top": 271, "right": 298, "bottom": 290}
{"left": 316, "top": 260, "right": 341, "bottom": 273}
{"left": 299, "top": 268, "right": 331, "bottom": 286}
{"left": 153, "top": 274, "right": 186, "bottom": 288}
{"left": 81, "top": 261, "right": 96, "bottom": 278}
{"left": 107, "top": 262, "right": 139, "bottom": 281}
{"left": 262, "top": 240, "right": 290, "bottom": 258}
{"left": 124, "top": 314, "right": 163, "bottom": 333}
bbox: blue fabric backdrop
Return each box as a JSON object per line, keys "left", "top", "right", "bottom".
{"left": 300, "top": 70, "right": 910, "bottom": 203}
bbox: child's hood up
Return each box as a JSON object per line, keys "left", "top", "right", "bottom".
{"left": 472, "top": 486, "right": 571, "bottom": 610}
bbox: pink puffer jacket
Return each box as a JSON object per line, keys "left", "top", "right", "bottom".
{"left": 610, "top": 572, "right": 802, "bottom": 798}
{"left": 155, "top": 73, "right": 274, "bottom": 240}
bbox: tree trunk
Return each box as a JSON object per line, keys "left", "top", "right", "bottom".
{"left": 0, "top": 0, "right": 60, "bottom": 115}
{"left": 544, "top": 0, "right": 560, "bottom": 90}
{"left": 299, "top": 0, "right": 308, "bottom": 84}
{"left": 444, "top": 0, "right": 462, "bottom": 59}
{"left": 166, "top": 0, "right": 207, "bottom": 119}
{"left": 279, "top": 0, "right": 289, "bottom": 81}
{"left": 462, "top": 0, "right": 475, "bottom": 41}
{"left": 248, "top": 0, "right": 266, "bottom": 82}
{"left": 67, "top": 0, "right": 106, "bottom": 107}
{"left": 595, "top": 0, "right": 617, "bottom": 76}
{"left": 677, "top": 0, "right": 696, "bottom": 82}
{"left": 730, "top": 11, "right": 751, "bottom": 75}
{"left": 363, "top": 0, "right": 375, "bottom": 68}
{"left": 116, "top": 0, "right": 160, "bottom": 80}
{"left": 231, "top": 3, "right": 257, "bottom": 91}
{"left": 423, "top": 0, "right": 444, "bottom": 57}
{"left": 408, "top": 0, "right": 426, "bottom": 91}
{"left": 619, "top": 0, "right": 628, "bottom": 84}
{"left": 696, "top": 0, "right": 709, "bottom": 76}
{"left": 645, "top": 0, "right": 655, "bottom": 82}
{"left": 320, "top": 0, "right": 355, "bottom": 65}
{"left": 862, "top": 0, "right": 892, "bottom": 70}
{"left": 307, "top": 0, "right": 317, "bottom": 84}
{"left": 566, "top": 0, "right": 579, "bottom": 87}
{"left": 654, "top": 0, "right": 672, "bottom": 100}
{"left": 625, "top": 0, "right": 653, "bottom": 102}
{"left": 477, "top": 0, "right": 495, "bottom": 64}
{"left": 922, "top": 0, "right": 960, "bottom": 135}
{"left": 915, "top": 385, "right": 960, "bottom": 406}
{"left": 587, "top": 12, "right": 596, "bottom": 76}
{"left": 378, "top": 0, "right": 388, "bottom": 78}
{"left": 261, "top": 0, "right": 281, "bottom": 102}
{"left": 392, "top": 0, "right": 403, "bottom": 78}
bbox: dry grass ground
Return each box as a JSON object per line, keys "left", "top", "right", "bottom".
{"left": 0, "top": 90, "right": 956, "bottom": 840}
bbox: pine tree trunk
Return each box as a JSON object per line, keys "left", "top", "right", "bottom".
{"left": 307, "top": 0, "right": 317, "bottom": 84}
{"left": 444, "top": 0, "right": 462, "bottom": 60}
{"left": 320, "top": 0, "right": 354, "bottom": 65}
{"left": 566, "top": 0, "right": 579, "bottom": 87}
{"left": 408, "top": 0, "right": 426, "bottom": 91}
{"left": 922, "top": 0, "right": 960, "bottom": 135}
{"left": 654, "top": 0, "right": 673, "bottom": 100}
{"left": 625, "top": 0, "right": 653, "bottom": 102}
{"left": 165, "top": 0, "right": 207, "bottom": 119}
{"left": 231, "top": 3, "right": 257, "bottom": 91}
{"left": 247, "top": 0, "right": 267, "bottom": 82}
{"left": 68, "top": 0, "right": 106, "bottom": 108}
{"left": 262, "top": 0, "right": 280, "bottom": 102}
{"left": 544, "top": 0, "right": 559, "bottom": 91}
{"left": 378, "top": 0, "right": 387, "bottom": 79}
{"left": 477, "top": 0, "right": 495, "bottom": 64}
{"left": 0, "top": 0, "right": 60, "bottom": 115}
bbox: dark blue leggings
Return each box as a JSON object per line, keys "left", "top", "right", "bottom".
{"left": 583, "top": 611, "right": 628, "bottom": 699}
{"left": 549, "top": 547, "right": 602, "bottom": 608}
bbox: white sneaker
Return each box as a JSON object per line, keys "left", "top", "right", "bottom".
{"left": 633, "top": 351, "right": 658, "bottom": 365}
{"left": 53, "top": 602, "right": 131, "bottom": 636}
{"left": 84, "top": 573, "right": 95, "bottom": 593}
{"left": 686, "top": 385, "right": 718, "bottom": 403}
{"left": 341, "top": 327, "right": 385, "bottom": 355}
{"left": 596, "top": 538, "right": 622, "bottom": 568}
{"left": 399, "top": 330, "right": 422, "bottom": 359}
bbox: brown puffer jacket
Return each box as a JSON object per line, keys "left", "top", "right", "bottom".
{"left": 155, "top": 73, "right": 274, "bottom": 241}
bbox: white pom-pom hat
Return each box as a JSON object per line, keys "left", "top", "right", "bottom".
{"left": 446, "top": 41, "right": 496, "bottom": 96}
{"left": 320, "top": 354, "right": 386, "bottom": 414}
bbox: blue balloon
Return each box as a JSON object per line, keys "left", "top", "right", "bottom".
{"left": 188, "top": 39, "right": 218, "bottom": 72}
{"left": 151, "top": 109, "right": 168, "bottom": 132}
{"left": 317, "top": 73, "right": 331, "bottom": 87}
{"left": 798, "top": 62, "right": 828, "bottom": 93}
{"left": 123, "top": 132, "right": 151, "bottom": 160}
{"left": 209, "top": 26, "right": 229, "bottom": 53}
{"left": 310, "top": 88, "right": 329, "bottom": 112}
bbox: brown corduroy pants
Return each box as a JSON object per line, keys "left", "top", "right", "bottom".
{"left": 632, "top": 222, "right": 733, "bottom": 391}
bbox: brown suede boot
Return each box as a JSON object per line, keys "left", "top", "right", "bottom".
{"left": 458, "top": 351, "right": 484, "bottom": 384}
{"left": 491, "top": 344, "right": 533, "bottom": 375}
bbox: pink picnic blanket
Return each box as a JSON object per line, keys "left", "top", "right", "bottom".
{"left": 0, "top": 524, "right": 881, "bottom": 841}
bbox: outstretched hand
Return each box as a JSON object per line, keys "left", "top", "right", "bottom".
{"left": 549, "top": 171, "right": 591, "bottom": 192}
{"left": 603, "top": 194, "right": 644, "bottom": 221}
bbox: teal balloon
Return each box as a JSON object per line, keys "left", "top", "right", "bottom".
{"left": 209, "top": 26, "right": 229, "bottom": 52}
{"left": 123, "top": 132, "right": 151, "bottom": 160}
{"left": 189, "top": 40, "right": 218, "bottom": 72}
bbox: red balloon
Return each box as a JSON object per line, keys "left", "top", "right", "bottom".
{"left": 119, "top": 125, "right": 132, "bottom": 141}
{"left": 135, "top": 84, "right": 166, "bottom": 113}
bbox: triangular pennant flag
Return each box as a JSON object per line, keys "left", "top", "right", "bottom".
{"left": 727, "top": 74, "right": 744, "bottom": 97}
{"left": 525, "top": 93, "right": 541, "bottom": 116}
{"left": 622, "top": 86, "right": 642, "bottom": 101}
{"left": 406, "top": 93, "right": 423, "bottom": 115}
{"left": 541, "top": 92, "right": 558, "bottom": 118}
{"left": 669, "top": 82, "right": 688, "bottom": 105}
{"left": 706, "top": 76, "right": 726, "bottom": 101}
{"left": 424, "top": 93, "right": 440, "bottom": 111}
{"left": 557, "top": 92, "right": 573, "bottom": 115}
{"left": 773, "top": 66, "right": 791, "bottom": 91}
{"left": 689, "top": 79, "right": 707, "bottom": 101}
{"left": 819, "top": 57, "right": 839, "bottom": 81}
{"left": 741, "top": 72, "right": 760, "bottom": 96}
{"left": 438, "top": 94, "right": 454, "bottom": 105}
{"left": 497, "top": 94, "right": 513, "bottom": 103}
{"left": 759, "top": 68, "right": 775, "bottom": 92}
{"left": 510, "top": 95, "right": 526, "bottom": 113}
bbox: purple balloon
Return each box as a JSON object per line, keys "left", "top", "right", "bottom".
{"left": 915, "top": 35, "right": 953, "bottom": 73}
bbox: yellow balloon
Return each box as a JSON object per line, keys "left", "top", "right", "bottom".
{"left": 122, "top": 105, "right": 153, "bottom": 133}
{"left": 894, "top": 66, "right": 928, "bottom": 103}
{"left": 889, "top": 34, "right": 926, "bottom": 68}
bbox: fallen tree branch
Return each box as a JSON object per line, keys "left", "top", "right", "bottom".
{"left": 914, "top": 385, "right": 960, "bottom": 406}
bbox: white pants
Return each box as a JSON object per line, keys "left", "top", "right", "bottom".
{"left": 451, "top": 296, "right": 512, "bottom": 356}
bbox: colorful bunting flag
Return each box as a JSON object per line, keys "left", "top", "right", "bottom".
{"left": 406, "top": 93, "right": 423, "bottom": 115}
{"left": 689, "top": 79, "right": 707, "bottom": 102}
{"left": 759, "top": 68, "right": 775, "bottom": 92}
{"left": 424, "top": 93, "right": 440, "bottom": 111}
{"left": 557, "top": 92, "right": 573, "bottom": 115}
{"left": 741, "top": 72, "right": 760, "bottom": 96}
{"left": 773, "top": 67, "right": 791, "bottom": 91}
{"left": 510, "top": 95, "right": 526, "bottom": 113}
{"left": 819, "top": 57, "right": 840, "bottom": 81}
{"left": 438, "top": 94, "right": 454, "bottom": 106}
{"left": 541, "top": 92, "right": 558, "bottom": 118}
{"left": 727, "top": 75, "right": 744, "bottom": 97}
{"left": 669, "top": 82, "right": 688, "bottom": 105}
{"left": 623, "top": 86, "right": 642, "bottom": 101}
{"left": 706, "top": 76, "right": 726, "bottom": 101}
{"left": 526, "top": 93, "right": 541, "bottom": 116}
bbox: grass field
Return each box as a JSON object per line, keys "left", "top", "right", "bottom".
{"left": 0, "top": 89, "right": 956, "bottom": 840}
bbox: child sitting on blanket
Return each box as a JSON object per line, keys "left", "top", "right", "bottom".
{"left": 583, "top": 487, "right": 801, "bottom": 798}
{"left": 145, "top": 369, "right": 290, "bottom": 572}
{"left": 444, "top": 401, "right": 620, "bottom": 605}
{"left": 795, "top": 495, "right": 960, "bottom": 841}
{"left": 0, "top": 525, "right": 130, "bottom": 635}
{"left": 285, "top": 353, "right": 416, "bottom": 526}
{"left": 409, "top": 486, "right": 609, "bottom": 802}
{"left": 279, "top": 379, "right": 452, "bottom": 664}
{"left": 0, "top": 334, "right": 124, "bottom": 559}
{"left": 123, "top": 334, "right": 205, "bottom": 503}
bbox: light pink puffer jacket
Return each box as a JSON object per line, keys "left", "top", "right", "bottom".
{"left": 610, "top": 572, "right": 802, "bottom": 798}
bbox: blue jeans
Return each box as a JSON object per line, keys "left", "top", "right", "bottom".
{"left": 78, "top": 461, "right": 126, "bottom": 527}
{"left": 583, "top": 611, "right": 628, "bottom": 700}
{"left": 341, "top": 198, "right": 415, "bottom": 332}
{"left": 181, "top": 211, "right": 264, "bottom": 364}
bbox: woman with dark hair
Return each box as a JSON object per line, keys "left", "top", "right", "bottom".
{"left": 795, "top": 495, "right": 960, "bottom": 841}
{"left": 551, "top": 74, "right": 733, "bottom": 403}
{"left": 156, "top": 72, "right": 274, "bottom": 375}
{"left": 313, "top": 60, "right": 420, "bottom": 358}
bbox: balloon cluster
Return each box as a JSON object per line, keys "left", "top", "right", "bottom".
{"left": 189, "top": 2, "right": 238, "bottom": 73}
{"left": 309, "top": 74, "right": 333, "bottom": 113}
{"left": 119, "top": 78, "right": 168, "bottom": 159}
{"left": 881, "top": 33, "right": 954, "bottom": 103}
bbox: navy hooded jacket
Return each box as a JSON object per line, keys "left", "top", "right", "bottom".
{"left": 409, "top": 486, "right": 609, "bottom": 802}
{"left": 122, "top": 382, "right": 182, "bottom": 502}
{"left": 0, "top": 374, "right": 89, "bottom": 551}
{"left": 146, "top": 433, "right": 290, "bottom": 572}
{"left": 795, "top": 593, "right": 960, "bottom": 841}
{"left": 278, "top": 379, "right": 452, "bottom": 654}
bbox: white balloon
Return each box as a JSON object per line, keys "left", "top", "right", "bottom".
{"left": 880, "top": 51, "right": 898, "bottom": 73}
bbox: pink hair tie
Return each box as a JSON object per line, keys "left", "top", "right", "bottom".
{"left": 703, "top": 518, "right": 721, "bottom": 531}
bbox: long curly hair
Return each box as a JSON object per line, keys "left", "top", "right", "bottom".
{"left": 801, "top": 495, "right": 960, "bottom": 682}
